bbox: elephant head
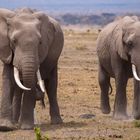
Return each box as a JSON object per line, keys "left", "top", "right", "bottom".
{"left": 113, "top": 16, "right": 140, "bottom": 81}
{"left": 0, "top": 10, "right": 54, "bottom": 92}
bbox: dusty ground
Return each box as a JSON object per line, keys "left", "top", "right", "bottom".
{"left": 0, "top": 26, "right": 139, "bottom": 140}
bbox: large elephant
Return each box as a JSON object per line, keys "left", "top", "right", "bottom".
{"left": 0, "top": 8, "right": 63, "bottom": 130}
{"left": 97, "top": 16, "right": 140, "bottom": 120}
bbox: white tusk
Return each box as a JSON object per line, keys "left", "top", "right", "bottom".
{"left": 37, "top": 69, "right": 46, "bottom": 93}
{"left": 14, "top": 67, "right": 31, "bottom": 91}
{"left": 132, "top": 64, "right": 140, "bottom": 81}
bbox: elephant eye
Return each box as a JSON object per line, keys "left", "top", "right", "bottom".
{"left": 39, "top": 41, "right": 42, "bottom": 45}
{"left": 11, "top": 37, "right": 17, "bottom": 46}
{"left": 13, "top": 38, "right": 17, "bottom": 45}
{"left": 10, "top": 38, "right": 17, "bottom": 50}
{"left": 127, "top": 40, "right": 134, "bottom": 48}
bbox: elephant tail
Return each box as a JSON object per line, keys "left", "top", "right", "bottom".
{"left": 40, "top": 99, "right": 45, "bottom": 109}
{"left": 109, "top": 83, "right": 113, "bottom": 95}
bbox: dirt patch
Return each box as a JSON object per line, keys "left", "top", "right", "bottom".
{"left": 0, "top": 26, "right": 139, "bottom": 140}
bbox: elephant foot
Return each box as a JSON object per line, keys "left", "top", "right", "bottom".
{"left": 133, "top": 112, "right": 140, "bottom": 120}
{"left": 51, "top": 116, "right": 63, "bottom": 124}
{"left": 0, "top": 119, "right": 17, "bottom": 131}
{"left": 101, "top": 106, "right": 111, "bottom": 114}
{"left": 20, "top": 123, "right": 34, "bottom": 130}
{"left": 101, "top": 104, "right": 111, "bottom": 114}
{"left": 113, "top": 112, "right": 128, "bottom": 120}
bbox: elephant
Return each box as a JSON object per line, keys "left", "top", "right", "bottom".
{"left": 0, "top": 8, "right": 64, "bottom": 130}
{"left": 97, "top": 16, "right": 140, "bottom": 120}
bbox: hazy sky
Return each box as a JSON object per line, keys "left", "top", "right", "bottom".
{"left": 1, "top": 0, "right": 140, "bottom": 4}
{"left": 0, "top": 0, "right": 140, "bottom": 13}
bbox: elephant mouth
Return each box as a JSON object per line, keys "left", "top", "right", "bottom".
{"left": 14, "top": 67, "right": 46, "bottom": 92}
{"left": 132, "top": 64, "right": 140, "bottom": 81}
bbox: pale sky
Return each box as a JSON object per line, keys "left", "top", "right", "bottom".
{"left": 0, "top": 0, "right": 139, "bottom": 13}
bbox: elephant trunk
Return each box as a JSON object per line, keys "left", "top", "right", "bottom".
{"left": 22, "top": 69, "right": 35, "bottom": 89}
{"left": 14, "top": 57, "right": 46, "bottom": 92}
{"left": 21, "top": 58, "right": 37, "bottom": 89}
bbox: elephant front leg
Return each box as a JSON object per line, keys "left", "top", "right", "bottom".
{"left": 0, "top": 64, "right": 16, "bottom": 131}
{"left": 20, "top": 92, "right": 35, "bottom": 130}
{"left": 12, "top": 87, "right": 22, "bottom": 124}
{"left": 45, "top": 65, "right": 62, "bottom": 124}
{"left": 133, "top": 79, "right": 140, "bottom": 119}
{"left": 113, "top": 74, "right": 128, "bottom": 120}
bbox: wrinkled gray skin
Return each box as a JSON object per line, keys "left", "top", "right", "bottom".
{"left": 97, "top": 16, "right": 140, "bottom": 120}
{"left": 0, "top": 8, "right": 63, "bottom": 130}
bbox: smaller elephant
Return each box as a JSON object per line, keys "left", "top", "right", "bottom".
{"left": 97, "top": 16, "right": 140, "bottom": 120}
{"left": 0, "top": 8, "right": 64, "bottom": 130}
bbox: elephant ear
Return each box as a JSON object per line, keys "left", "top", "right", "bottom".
{"left": 33, "top": 12, "right": 55, "bottom": 63}
{"left": 113, "top": 17, "right": 136, "bottom": 61}
{"left": 112, "top": 23, "right": 128, "bottom": 60}
{"left": 0, "top": 9, "right": 15, "bottom": 63}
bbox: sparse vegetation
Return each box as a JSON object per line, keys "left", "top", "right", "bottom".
{"left": 133, "top": 120, "right": 140, "bottom": 128}
{"left": 34, "top": 127, "right": 49, "bottom": 140}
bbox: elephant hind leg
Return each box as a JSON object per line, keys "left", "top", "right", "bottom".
{"left": 98, "top": 65, "right": 111, "bottom": 114}
{"left": 44, "top": 65, "right": 62, "bottom": 124}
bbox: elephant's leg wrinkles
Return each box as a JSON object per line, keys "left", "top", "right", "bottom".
{"left": 12, "top": 87, "right": 22, "bottom": 124}
{"left": 20, "top": 91, "right": 35, "bottom": 130}
{"left": 99, "top": 65, "right": 111, "bottom": 114}
{"left": 113, "top": 73, "right": 128, "bottom": 120}
{"left": 0, "top": 64, "right": 16, "bottom": 131}
{"left": 45, "top": 65, "right": 62, "bottom": 124}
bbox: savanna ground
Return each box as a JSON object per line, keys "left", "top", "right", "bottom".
{"left": 0, "top": 25, "right": 139, "bottom": 140}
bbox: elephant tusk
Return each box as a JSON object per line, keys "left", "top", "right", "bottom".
{"left": 132, "top": 64, "right": 140, "bottom": 81}
{"left": 14, "top": 67, "right": 31, "bottom": 91}
{"left": 37, "top": 69, "right": 46, "bottom": 93}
